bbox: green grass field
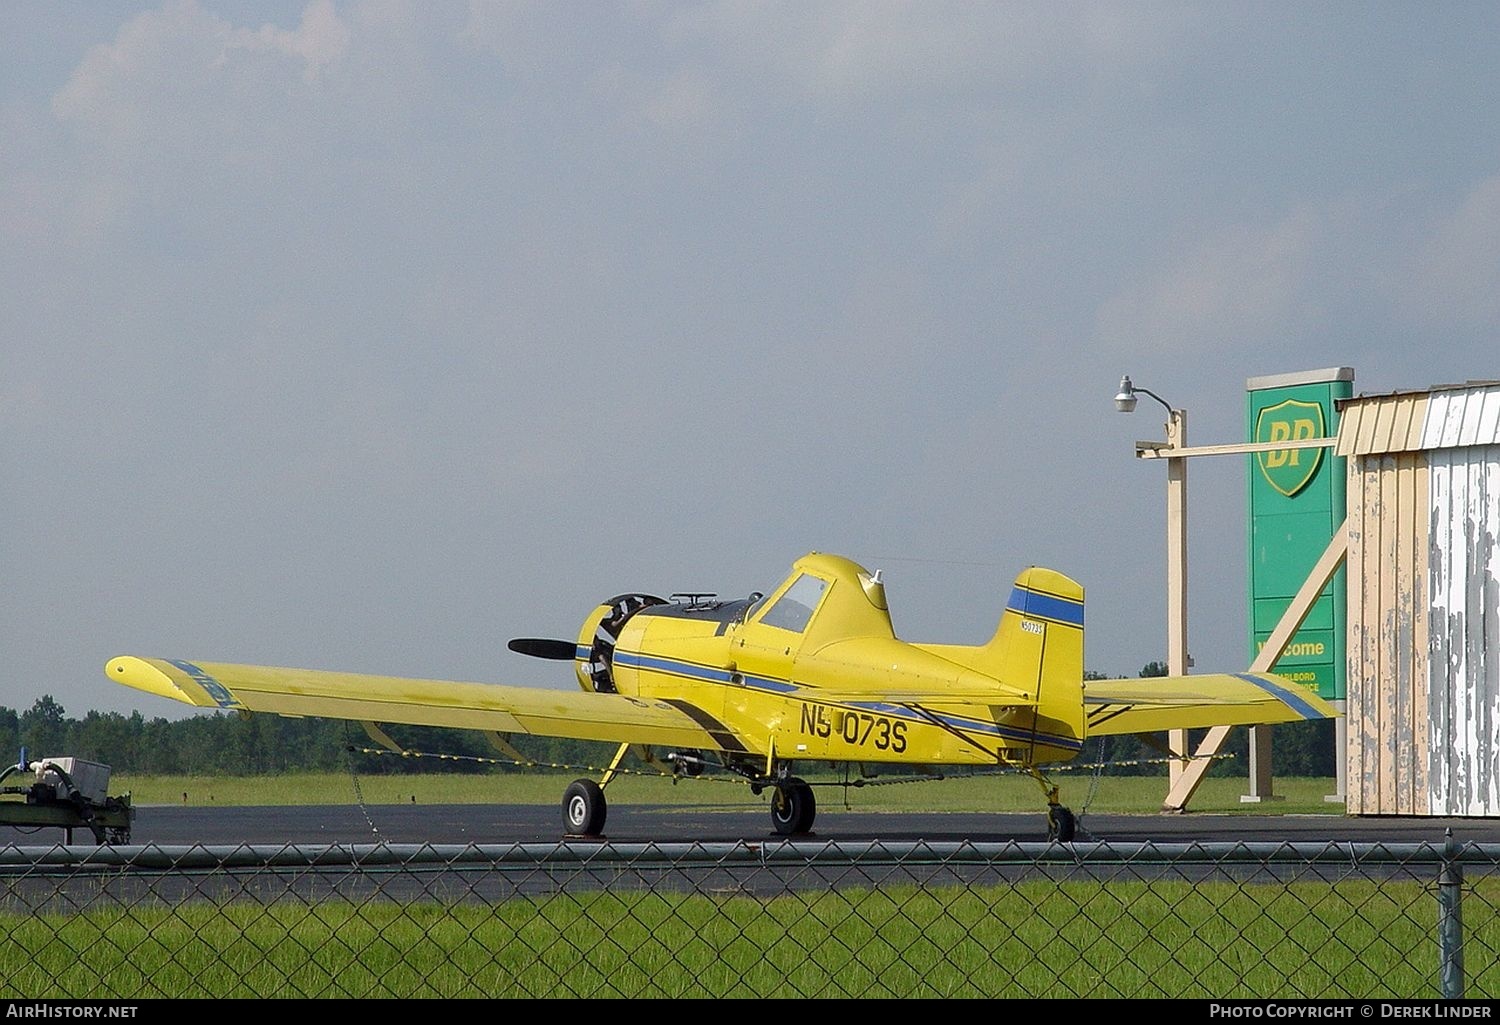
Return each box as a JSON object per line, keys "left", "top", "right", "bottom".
{"left": 2, "top": 875, "right": 1480, "bottom": 998}
{"left": 115, "top": 768, "right": 1344, "bottom": 815}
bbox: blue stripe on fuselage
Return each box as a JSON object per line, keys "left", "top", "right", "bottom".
{"left": 611, "top": 648, "right": 1082, "bottom": 754}
{"left": 1006, "top": 587, "right": 1084, "bottom": 628}
{"left": 612, "top": 650, "right": 737, "bottom": 685}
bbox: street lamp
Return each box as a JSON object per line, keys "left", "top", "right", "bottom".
{"left": 1114, "top": 375, "right": 1164, "bottom": 416}
{"left": 1115, "top": 375, "right": 1191, "bottom": 792}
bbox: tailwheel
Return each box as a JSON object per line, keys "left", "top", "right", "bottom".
{"left": 1025, "top": 768, "right": 1075, "bottom": 843}
{"left": 770, "top": 778, "right": 816, "bottom": 836}
{"left": 563, "top": 778, "right": 607, "bottom": 837}
{"left": 1047, "top": 803, "right": 1076, "bottom": 843}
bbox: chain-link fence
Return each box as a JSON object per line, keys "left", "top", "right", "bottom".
{"left": 2, "top": 838, "right": 1496, "bottom": 998}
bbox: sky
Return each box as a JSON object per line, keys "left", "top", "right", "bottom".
{"left": 2, "top": 1, "right": 1497, "bottom": 723}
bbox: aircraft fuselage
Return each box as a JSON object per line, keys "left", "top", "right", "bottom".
{"left": 571, "top": 553, "right": 1086, "bottom": 772}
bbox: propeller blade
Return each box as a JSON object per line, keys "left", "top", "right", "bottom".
{"left": 508, "top": 638, "right": 578, "bottom": 660}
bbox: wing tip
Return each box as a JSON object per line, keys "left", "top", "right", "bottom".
{"left": 105, "top": 655, "right": 199, "bottom": 706}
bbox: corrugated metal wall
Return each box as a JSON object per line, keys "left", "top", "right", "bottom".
{"left": 1428, "top": 444, "right": 1500, "bottom": 815}
{"left": 1342, "top": 385, "right": 1500, "bottom": 816}
{"left": 1346, "top": 451, "right": 1429, "bottom": 814}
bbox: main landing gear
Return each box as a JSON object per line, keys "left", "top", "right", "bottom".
{"left": 560, "top": 743, "right": 824, "bottom": 839}
{"left": 769, "top": 778, "right": 816, "bottom": 836}
{"left": 563, "top": 778, "right": 607, "bottom": 836}
{"left": 562, "top": 772, "right": 820, "bottom": 839}
{"left": 562, "top": 742, "right": 636, "bottom": 838}
{"left": 561, "top": 759, "right": 1070, "bottom": 841}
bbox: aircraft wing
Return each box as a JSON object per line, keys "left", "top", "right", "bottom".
{"left": 106, "top": 656, "right": 729, "bottom": 751}
{"left": 1083, "top": 672, "right": 1338, "bottom": 736}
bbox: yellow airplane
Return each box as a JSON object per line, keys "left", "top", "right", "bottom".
{"left": 106, "top": 551, "right": 1337, "bottom": 841}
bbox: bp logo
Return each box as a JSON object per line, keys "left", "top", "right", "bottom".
{"left": 1255, "top": 399, "right": 1326, "bottom": 497}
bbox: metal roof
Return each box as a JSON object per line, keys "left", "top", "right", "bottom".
{"left": 1336, "top": 383, "right": 1500, "bottom": 457}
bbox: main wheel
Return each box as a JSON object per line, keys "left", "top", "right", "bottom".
{"left": 563, "top": 778, "right": 607, "bottom": 836}
{"left": 770, "top": 779, "right": 816, "bottom": 835}
{"left": 1048, "top": 804, "right": 1076, "bottom": 843}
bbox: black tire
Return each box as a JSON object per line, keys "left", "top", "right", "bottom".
{"left": 1048, "top": 804, "right": 1076, "bottom": 843}
{"left": 563, "top": 779, "right": 607, "bottom": 836}
{"left": 770, "top": 779, "right": 816, "bottom": 835}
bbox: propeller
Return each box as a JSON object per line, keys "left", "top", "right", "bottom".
{"left": 508, "top": 637, "right": 577, "bottom": 661}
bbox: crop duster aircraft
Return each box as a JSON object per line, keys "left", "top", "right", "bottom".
{"left": 107, "top": 552, "right": 1337, "bottom": 841}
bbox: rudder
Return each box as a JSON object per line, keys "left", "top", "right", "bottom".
{"left": 981, "top": 568, "right": 1086, "bottom": 757}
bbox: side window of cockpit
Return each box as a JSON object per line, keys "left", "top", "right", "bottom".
{"left": 757, "top": 574, "right": 827, "bottom": 633}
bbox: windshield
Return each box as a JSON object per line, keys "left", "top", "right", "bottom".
{"left": 756, "top": 573, "right": 827, "bottom": 633}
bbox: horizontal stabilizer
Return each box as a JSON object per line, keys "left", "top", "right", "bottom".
{"left": 1083, "top": 672, "right": 1338, "bottom": 736}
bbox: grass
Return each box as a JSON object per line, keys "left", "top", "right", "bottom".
{"left": 114, "top": 769, "right": 1345, "bottom": 815}
{"left": 0, "top": 876, "right": 1477, "bottom": 998}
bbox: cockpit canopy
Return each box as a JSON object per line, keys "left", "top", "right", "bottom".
{"left": 748, "top": 552, "right": 895, "bottom": 649}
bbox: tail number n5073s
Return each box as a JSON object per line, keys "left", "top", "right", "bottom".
{"left": 800, "top": 703, "right": 907, "bottom": 753}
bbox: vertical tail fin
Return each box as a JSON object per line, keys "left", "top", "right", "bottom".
{"left": 983, "top": 567, "right": 1086, "bottom": 756}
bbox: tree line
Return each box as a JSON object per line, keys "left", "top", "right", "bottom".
{"left": 0, "top": 695, "right": 612, "bottom": 778}
{"left": 0, "top": 661, "right": 1335, "bottom": 780}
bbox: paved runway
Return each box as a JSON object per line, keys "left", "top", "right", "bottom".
{"left": 99, "top": 800, "right": 1500, "bottom": 848}
{"left": 9, "top": 801, "right": 1499, "bottom": 908}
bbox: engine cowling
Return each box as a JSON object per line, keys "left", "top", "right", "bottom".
{"left": 574, "top": 593, "right": 665, "bottom": 693}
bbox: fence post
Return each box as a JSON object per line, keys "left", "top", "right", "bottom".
{"left": 1439, "top": 829, "right": 1465, "bottom": 999}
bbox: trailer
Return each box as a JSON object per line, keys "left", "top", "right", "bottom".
{"left": 0, "top": 752, "right": 133, "bottom": 844}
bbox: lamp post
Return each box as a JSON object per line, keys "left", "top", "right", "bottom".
{"left": 1114, "top": 376, "right": 1191, "bottom": 792}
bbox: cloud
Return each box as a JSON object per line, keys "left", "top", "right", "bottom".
{"left": 52, "top": 0, "right": 349, "bottom": 136}
{"left": 1403, "top": 174, "right": 1500, "bottom": 328}
{"left": 458, "top": 0, "right": 1197, "bottom": 134}
{"left": 1094, "top": 208, "right": 1322, "bottom": 355}
{"left": 661, "top": 1, "right": 1195, "bottom": 105}
{"left": 246, "top": 0, "right": 350, "bottom": 83}
{"left": 41, "top": 1, "right": 363, "bottom": 245}
{"left": 1092, "top": 173, "right": 1500, "bottom": 361}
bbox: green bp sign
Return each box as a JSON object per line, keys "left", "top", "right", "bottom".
{"left": 1246, "top": 369, "right": 1351, "bottom": 701}
{"left": 1255, "top": 399, "right": 1327, "bottom": 497}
